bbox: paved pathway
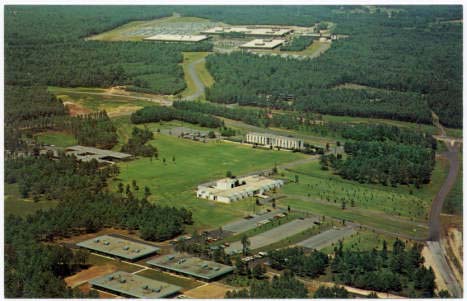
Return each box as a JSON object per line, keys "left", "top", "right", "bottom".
{"left": 183, "top": 58, "right": 206, "bottom": 101}
{"left": 296, "top": 225, "right": 356, "bottom": 250}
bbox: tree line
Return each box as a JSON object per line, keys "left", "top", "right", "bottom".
{"left": 121, "top": 127, "right": 158, "bottom": 158}
{"left": 131, "top": 105, "right": 223, "bottom": 128}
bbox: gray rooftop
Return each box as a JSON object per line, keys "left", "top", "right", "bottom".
{"left": 147, "top": 253, "right": 234, "bottom": 280}
{"left": 77, "top": 235, "right": 160, "bottom": 260}
{"left": 90, "top": 271, "right": 181, "bottom": 298}
{"left": 65, "top": 145, "right": 132, "bottom": 162}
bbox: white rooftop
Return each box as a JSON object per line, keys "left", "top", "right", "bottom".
{"left": 240, "top": 39, "right": 285, "bottom": 49}
{"left": 203, "top": 26, "right": 292, "bottom": 36}
{"left": 144, "top": 34, "right": 209, "bottom": 42}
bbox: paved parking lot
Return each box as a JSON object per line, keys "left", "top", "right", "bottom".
{"left": 222, "top": 209, "right": 286, "bottom": 234}
{"left": 225, "top": 217, "right": 318, "bottom": 254}
{"left": 296, "top": 225, "right": 356, "bottom": 250}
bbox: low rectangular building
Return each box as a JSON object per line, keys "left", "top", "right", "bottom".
{"left": 203, "top": 26, "right": 292, "bottom": 37}
{"left": 197, "top": 174, "right": 284, "bottom": 203}
{"left": 65, "top": 145, "right": 132, "bottom": 164}
{"left": 77, "top": 235, "right": 160, "bottom": 261}
{"left": 147, "top": 253, "right": 234, "bottom": 281}
{"left": 240, "top": 39, "right": 285, "bottom": 49}
{"left": 245, "top": 132, "right": 304, "bottom": 150}
{"left": 144, "top": 34, "right": 209, "bottom": 42}
{"left": 90, "top": 271, "right": 181, "bottom": 298}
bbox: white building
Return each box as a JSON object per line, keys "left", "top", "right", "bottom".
{"left": 197, "top": 175, "right": 284, "bottom": 203}
{"left": 245, "top": 132, "right": 304, "bottom": 150}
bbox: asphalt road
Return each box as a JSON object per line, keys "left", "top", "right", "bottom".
{"left": 183, "top": 58, "right": 205, "bottom": 101}
{"left": 222, "top": 209, "right": 286, "bottom": 234}
{"left": 296, "top": 225, "right": 356, "bottom": 250}
{"left": 427, "top": 241, "right": 462, "bottom": 297}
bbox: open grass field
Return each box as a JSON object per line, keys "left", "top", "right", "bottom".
{"left": 281, "top": 158, "right": 449, "bottom": 220}
{"left": 48, "top": 86, "right": 164, "bottom": 117}
{"left": 443, "top": 153, "right": 463, "bottom": 215}
{"left": 319, "top": 229, "right": 400, "bottom": 254}
{"left": 184, "top": 282, "right": 234, "bottom": 298}
{"left": 4, "top": 183, "right": 59, "bottom": 217}
{"left": 34, "top": 131, "right": 77, "bottom": 147}
{"left": 113, "top": 131, "right": 306, "bottom": 230}
{"left": 275, "top": 156, "right": 450, "bottom": 239}
{"left": 134, "top": 269, "right": 204, "bottom": 291}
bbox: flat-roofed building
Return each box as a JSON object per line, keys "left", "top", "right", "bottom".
{"left": 90, "top": 271, "right": 181, "bottom": 298}
{"left": 202, "top": 26, "right": 292, "bottom": 37}
{"left": 240, "top": 39, "right": 285, "bottom": 49}
{"left": 245, "top": 132, "right": 304, "bottom": 150}
{"left": 77, "top": 235, "right": 159, "bottom": 261}
{"left": 144, "top": 34, "right": 209, "bottom": 42}
{"left": 65, "top": 145, "right": 132, "bottom": 164}
{"left": 197, "top": 174, "right": 284, "bottom": 203}
{"left": 147, "top": 253, "right": 234, "bottom": 281}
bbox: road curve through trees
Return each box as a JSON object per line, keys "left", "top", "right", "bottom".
{"left": 183, "top": 58, "right": 206, "bottom": 101}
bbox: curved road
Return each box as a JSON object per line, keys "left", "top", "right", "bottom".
{"left": 426, "top": 114, "right": 462, "bottom": 297}
{"left": 183, "top": 58, "right": 206, "bottom": 101}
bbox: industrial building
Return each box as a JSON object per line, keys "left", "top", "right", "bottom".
{"left": 197, "top": 174, "right": 284, "bottom": 203}
{"left": 202, "top": 26, "right": 292, "bottom": 37}
{"left": 76, "top": 235, "right": 160, "bottom": 261}
{"left": 147, "top": 253, "right": 234, "bottom": 281}
{"left": 240, "top": 39, "right": 285, "bottom": 49}
{"left": 89, "top": 271, "right": 181, "bottom": 298}
{"left": 144, "top": 34, "right": 209, "bottom": 42}
{"left": 65, "top": 145, "right": 132, "bottom": 164}
{"left": 245, "top": 132, "right": 305, "bottom": 150}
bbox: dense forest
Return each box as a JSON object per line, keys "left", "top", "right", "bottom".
{"left": 225, "top": 270, "right": 309, "bottom": 298}
{"left": 321, "top": 124, "right": 436, "bottom": 186}
{"left": 131, "top": 105, "right": 223, "bottom": 128}
{"left": 204, "top": 7, "right": 462, "bottom": 127}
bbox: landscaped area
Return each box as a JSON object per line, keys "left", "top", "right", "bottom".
{"left": 113, "top": 132, "right": 306, "bottom": 229}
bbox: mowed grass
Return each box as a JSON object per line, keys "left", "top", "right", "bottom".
{"left": 320, "top": 230, "right": 400, "bottom": 254}
{"left": 85, "top": 253, "right": 142, "bottom": 273}
{"left": 180, "top": 52, "right": 213, "bottom": 98}
{"left": 4, "top": 184, "right": 59, "bottom": 217}
{"left": 34, "top": 131, "right": 77, "bottom": 147}
{"left": 276, "top": 157, "right": 450, "bottom": 238}
{"left": 113, "top": 133, "right": 306, "bottom": 230}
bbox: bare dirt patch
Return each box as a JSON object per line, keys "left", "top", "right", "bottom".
{"left": 106, "top": 105, "right": 143, "bottom": 117}
{"left": 183, "top": 282, "right": 234, "bottom": 298}
{"left": 65, "top": 264, "right": 117, "bottom": 288}
{"left": 421, "top": 245, "right": 449, "bottom": 292}
{"left": 64, "top": 101, "right": 92, "bottom": 116}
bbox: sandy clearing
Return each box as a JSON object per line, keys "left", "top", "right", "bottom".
{"left": 66, "top": 264, "right": 117, "bottom": 288}
{"left": 183, "top": 282, "right": 234, "bottom": 299}
{"left": 78, "top": 283, "right": 118, "bottom": 298}
{"left": 421, "top": 245, "right": 449, "bottom": 292}
{"left": 64, "top": 101, "right": 92, "bottom": 116}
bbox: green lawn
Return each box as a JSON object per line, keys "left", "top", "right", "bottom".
{"left": 443, "top": 152, "right": 463, "bottom": 215}
{"left": 34, "top": 131, "right": 77, "bottom": 147}
{"left": 320, "top": 230, "right": 399, "bottom": 254}
{"left": 135, "top": 269, "right": 204, "bottom": 290}
{"left": 85, "top": 253, "right": 142, "bottom": 273}
{"left": 113, "top": 133, "right": 306, "bottom": 230}
{"left": 276, "top": 157, "right": 449, "bottom": 239}
{"left": 5, "top": 184, "right": 59, "bottom": 217}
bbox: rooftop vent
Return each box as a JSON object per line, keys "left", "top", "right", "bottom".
{"left": 123, "top": 246, "right": 130, "bottom": 250}
{"left": 119, "top": 278, "right": 126, "bottom": 283}
{"left": 94, "top": 239, "right": 100, "bottom": 243}
{"left": 108, "top": 276, "right": 114, "bottom": 281}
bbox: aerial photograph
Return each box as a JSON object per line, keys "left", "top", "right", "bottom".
{"left": 3, "top": 3, "right": 463, "bottom": 299}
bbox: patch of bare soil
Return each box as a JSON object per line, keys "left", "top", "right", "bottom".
{"left": 65, "top": 265, "right": 117, "bottom": 288}
{"left": 64, "top": 101, "right": 92, "bottom": 116}
{"left": 78, "top": 283, "right": 118, "bottom": 298}
{"left": 421, "top": 245, "right": 449, "bottom": 292}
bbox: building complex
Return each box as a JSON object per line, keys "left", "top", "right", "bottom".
{"left": 245, "top": 132, "right": 305, "bottom": 150}
{"left": 197, "top": 174, "right": 284, "bottom": 203}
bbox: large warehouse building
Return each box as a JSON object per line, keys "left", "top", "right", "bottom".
{"left": 147, "top": 253, "right": 234, "bottom": 281}
{"left": 240, "top": 39, "right": 285, "bottom": 49}
{"left": 77, "top": 235, "right": 160, "bottom": 261}
{"left": 144, "top": 34, "right": 209, "bottom": 42}
{"left": 245, "top": 132, "right": 305, "bottom": 150}
{"left": 202, "top": 26, "right": 292, "bottom": 37}
{"left": 197, "top": 174, "right": 284, "bottom": 203}
{"left": 65, "top": 145, "right": 132, "bottom": 164}
{"left": 90, "top": 271, "right": 181, "bottom": 298}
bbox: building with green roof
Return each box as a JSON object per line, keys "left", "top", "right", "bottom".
{"left": 147, "top": 253, "right": 234, "bottom": 281}
{"left": 90, "top": 271, "right": 181, "bottom": 298}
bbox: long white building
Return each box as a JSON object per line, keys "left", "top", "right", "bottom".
{"left": 245, "top": 132, "right": 304, "bottom": 150}
{"left": 197, "top": 175, "right": 284, "bottom": 203}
